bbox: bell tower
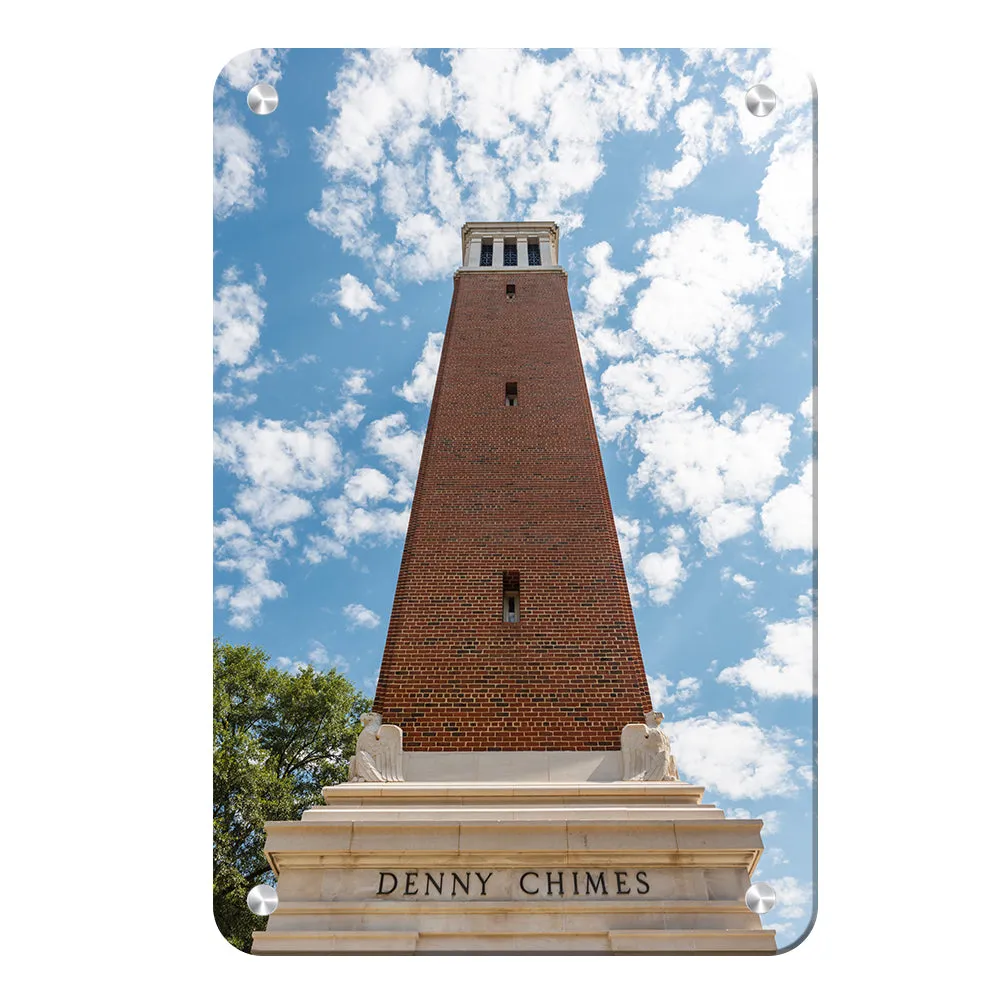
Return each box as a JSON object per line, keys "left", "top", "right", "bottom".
{"left": 373, "top": 221, "right": 651, "bottom": 751}
{"left": 253, "top": 223, "right": 776, "bottom": 955}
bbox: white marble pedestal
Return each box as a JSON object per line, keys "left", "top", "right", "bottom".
{"left": 252, "top": 752, "right": 775, "bottom": 954}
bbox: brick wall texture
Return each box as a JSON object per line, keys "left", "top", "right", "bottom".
{"left": 373, "top": 269, "right": 653, "bottom": 750}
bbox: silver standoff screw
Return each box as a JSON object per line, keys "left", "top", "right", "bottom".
{"left": 745, "top": 84, "right": 777, "bottom": 117}
{"left": 246, "top": 884, "right": 279, "bottom": 916}
{"left": 745, "top": 882, "right": 777, "bottom": 914}
{"left": 247, "top": 83, "right": 279, "bottom": 116}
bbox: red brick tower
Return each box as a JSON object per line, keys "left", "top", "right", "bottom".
{"left": 373, "top": 222, "right": 653, "bottom": 751}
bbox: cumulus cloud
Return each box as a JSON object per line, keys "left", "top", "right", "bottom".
{"left": 647, "top": 673, "right": 701, "bottom": 712}
{"left": 614, "top": 515, "right": 643, "bottom": 567}
{"left": 343, "top": 467, "right": 394, "bottom": 505}
{"left": 234, "top": 485, "right": 312, "bottom": 529}
{"left": 343, "top": 603, "right": 381, "bottom": 629}
{"left": 577, "top": 242, "right": 638, "bottom": 333}
{"left": 646, "top": 97, "right": 733, "bottom": 201}
{"left": 632, "top": 213, "right": 785, "bottom": 361}
{"left": 395, "top": 331, "right": 444, "bottom": 405}
{"left": 718, "top": 612, "right": 814, "bottom": 698}
{"left": 214, "top": 415, "right": 345, "bottom": 491}
{"left": 309, "top": 49, "right": 690, "bottom": 282}
{"left": 303, "top": 497, "right": 410, "bottom": 562}
{"left": 213, "top": 510, "right": 288, "bottom": 628}
{"left": 365, "top": 413, "right": 423, "bottom": 478}
{"left": 799, "top": 388, "right": 814, "bottom": 433}
{"left": 630, "top": 404, "right": 793, "bottom": 531}
{"left": 342, "top": 368, "right": 372, "bottom": 396}
{"left": 220, "top": 48, "right": 283, "bottom": 91}
{"left": 698, "top": 502, "right": 756, "bottom": 553}
{"left": 758, "top": 116, "right": 814, "bottom": 263}
{"left": 636, "top": 545, "right": 687, "bottom": 604}
{"left": 761, "top": 458, "right": 814, "bottom": 552}
{"left": 665, "top": 711, "right": 802, "bottom": 798}
{"left": 335, "top": 274, "right": 383, "bottom": 318}
{"left": 213, "top": 110, "right": 263, "bottom": 219}
{"left": 214, "top": 269, "right": 266, "bottom": 367}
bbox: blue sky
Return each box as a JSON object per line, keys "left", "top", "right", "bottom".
{"left": 213, "top": 48, "right": 815, "bottom": 947}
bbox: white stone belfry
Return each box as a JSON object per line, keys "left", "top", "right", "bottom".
{"left": 459, "top": 221, "right": 560, "bottom": 270}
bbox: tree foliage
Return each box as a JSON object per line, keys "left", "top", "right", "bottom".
{"left": 213, "top": 639, "right": 370, "bottom": 952}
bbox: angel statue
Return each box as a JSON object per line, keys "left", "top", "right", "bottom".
{"left": 347, "top": 712, "right": 405, "bottom": 783}
{"left": 620, "top": 711, "right": 679, "bottom": 782}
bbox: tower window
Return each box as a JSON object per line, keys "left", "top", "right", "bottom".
{"left": 503, "top": 242, "right": 518, "bottom": 266}
{"left": 505, "top": 382, "right": 518, "bottom": 406}
{"left": 527, "top": 241, "right": 541, "bottom": 266}
{"left": 503, "top": 570, "right": 520, "bottom": 623}
{"left": 506, "top": 283, "right": 515, "bottom": 299}
{"left": 480, "top": 243, "right": 493, "bottom": 266}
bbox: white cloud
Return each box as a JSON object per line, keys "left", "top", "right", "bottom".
{"left": 798, "top": 388, "right": 814, "bottom": 433}
{"left": 761, "top": 458, "right": 814, "bottom": 552}
{"left": 577, "top": 241, "right": 637, "bottom": 333}
{"left": 758, "top": 116, "right": 814, "bottom": 263}
{"left": 718, "top": 614, "right": 814, "bottom": 698}
{"left": 767, "top": 875, "right": 812, "bottom": 921}
{"left": 719, "top": 49, "right": 814, "bottom": 151}
{"left": 234, "top": 485, "right": 312, "bottom": 529}
{"left": 343, "top": 603, "right": 381, "bottom": 629}
{"left": 214, "top": 415, "right": 344, "bottom": 491}
{"left": 632, "top": 213, "right": 785, "bottom": 361}
{"left": 213, "top": 510, "right": 288, "bottom": 628}
{"left": 395, "top": 331, "right": 444, "bottom": 405}
{"left": 790, "top": 558, "right": 814, "bottom": 576}
{"left": 220, "top": 49, "right": 283, "bottom": 91}
{"left": 665, "top": 712, "right": 801, "bottom": 798}
{"left": 307, "top": 185, "right": 378, "bottom": 259}
{"left": 698, "top": 502, "right": 756, "bottom": 554}
{"left": 646, "top": 97, "right": 733, "bottom": 201}
{"left": 306, "top": 641, "right": 330, "bottom": 667}
{"left": 636, "top": 546, "right": 687, "bottom": 604}
{"left": 614, "top": 515, "right": 643, "bottom": 567}
{"left": 342, "top": 368, "right": 372, "bottom": 396}
{"left": 213, "top": 390, "right": 257, "bottom": 409}
{"left": 365, "top": 413, "right": 423, "bottom": 478}
{"left": 303, "top": 497, "right": 410, "bottom": 563}
{"left": 647, "top": 673, "right": 701, "bottom": 711}
{"left": 335, "top": 274, "right": 383, "bottom": 319}
{"left": 598, "top": 353, "right": 711, "bottom": 439}
{"left": 214, "top": 271, "right": 266, "bottom": 367}
{"left": 309, "top": 49, "right": 690, "bottom": 283}
{"left": 630, "top": 404, "right": 794, "bottom": 526}
{"left": 213, "top": 111, "right": 262, "bottom": 219}
{"left": 730, "top": 572, "right": 755, "bottom": 592}
{"left": 343, "top": 467, "right": 393, "bottom": 505}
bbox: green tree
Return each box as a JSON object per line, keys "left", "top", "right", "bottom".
{"left": 213, "top": 639, "right": 370, "bottom": 952}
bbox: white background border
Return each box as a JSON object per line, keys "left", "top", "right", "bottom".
{"left": 3, "top": 1, "right": 993, "bottom": 994}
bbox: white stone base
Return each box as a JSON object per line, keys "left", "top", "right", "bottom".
{"left": 252, "top": 753, "right": 775, "bottom": 955}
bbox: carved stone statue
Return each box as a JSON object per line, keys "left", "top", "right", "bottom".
{"left": 347, "top": 712, "right": 404, "bottom": 783}
{"left": 620, "top": 711, "right": 679, "bottom": 782}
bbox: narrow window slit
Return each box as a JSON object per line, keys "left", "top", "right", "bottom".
{"left": 505, "top": 381, "right": 518, "bottom": 406}
{"left": 503, "top": 570, "right": 520, "bottom": 623}
{"left": 506, "top": 283, "right": 516, "bottom": 299}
